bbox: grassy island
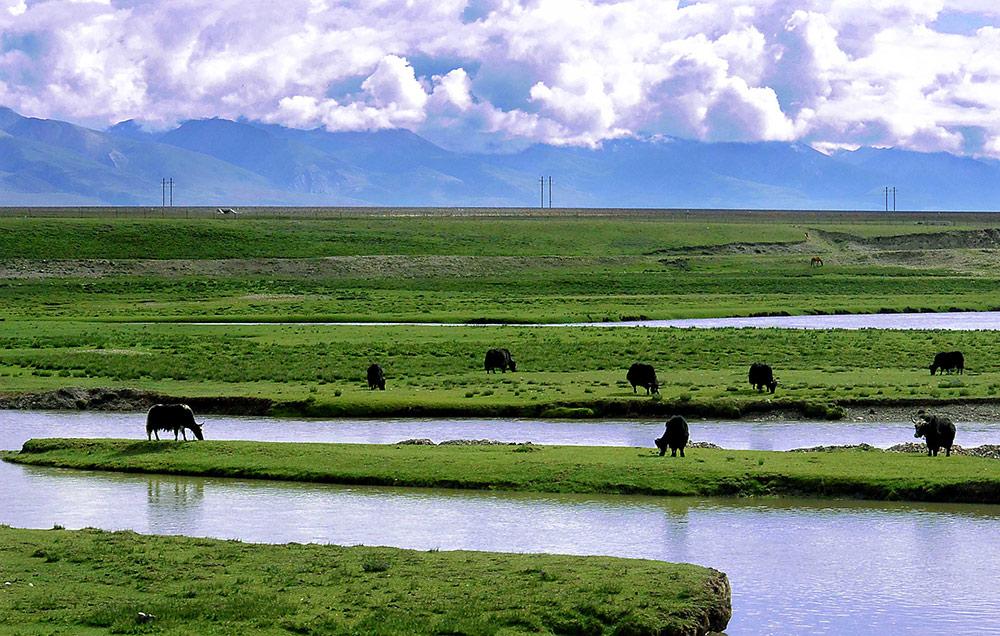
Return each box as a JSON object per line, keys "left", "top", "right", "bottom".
{"left": 6, "top": 438, "right": 999, "bottom": 504}
{"left": 0, "top": 525, "right": 731, "bottom": 635}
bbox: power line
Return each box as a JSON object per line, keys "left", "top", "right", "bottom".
{"left": 161, "top": 177, "right": 175, "bottom": 207}
{"left": 883, "top": 186, "right": 897, "bottom": 212}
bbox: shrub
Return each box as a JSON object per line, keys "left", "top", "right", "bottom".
{"left": 361, "top": 556, "right": 390, "bottom": 573}
{"left": 801, "top": 401, "right": 845, "bottom": 420}
{"left": 540, "top": 407, "right": 594, "bottom": 419}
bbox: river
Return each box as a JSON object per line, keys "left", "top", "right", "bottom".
{"left": 3, "top": 409, "right": 998, "bottom": 450}
{"left": 2, "top": 411, "right": 999, "bottom": 635}
{"left": 194, "top": 309, "right": 1000, "bottom": 330}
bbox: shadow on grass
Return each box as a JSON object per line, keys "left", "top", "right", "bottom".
{"left": 116, "top": 440, "right": 193, "bottom": 456}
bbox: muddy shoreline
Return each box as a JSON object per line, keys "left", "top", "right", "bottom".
{"left": 0, "top": 387, "right": 273, "bottom": 416}
{"left": 746, "top": 402, "right": 1000, "bottom": 424}
{"left": 5, "top": 387, "right": 1000, "bottom": 424}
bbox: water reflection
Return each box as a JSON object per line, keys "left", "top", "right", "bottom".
{"left": 147, "top": 476, "right": 205, "bottom": 508}
{"left": 2, "top": 462, "right": 999, "bottom": 635}
{"left": 146, "top": 476, "right": 205, "bottom": 532}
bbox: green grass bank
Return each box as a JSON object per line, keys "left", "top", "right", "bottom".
{"left": 7, "top": 438, "right": 999, "bottom": 504}
{"left": 7, "top": 320, "right": 1000, "bottom": 420}
{"left": 0, "top": 525, "right": 731, "bottom": 636}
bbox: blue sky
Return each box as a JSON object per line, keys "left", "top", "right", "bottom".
{"left": 1, "top": 0, "right": 999, "bottom": 156}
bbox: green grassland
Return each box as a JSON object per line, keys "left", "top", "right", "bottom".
{"left": 7, "top": 438, "right": 998, "bottom": 503}
{"left": 4, "top": 210, "right": 1000, "bottom": 417}
{"left": 0, "top": 525, "right": 731, "bottom": 635}
{"left": 3, "top": 319, "right": 1000, "bottom": 418}
{"left": 1, "top": 210, "right": 995, "bottom": 635}
{"left": 4, "top": 212, "right": 1000, "bottom": 323}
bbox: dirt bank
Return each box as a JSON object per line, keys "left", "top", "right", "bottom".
{"left": 4, "top": 387, "right": 1000, "bottom": 424}
{"left": 0, "top": 255, "right": 632, "bottom": 280}
{"left": 741, "top": 401, "right": 1000, "bottom": 423}
{"left": 0, "top": 387, "right": 272, "bottom": 416}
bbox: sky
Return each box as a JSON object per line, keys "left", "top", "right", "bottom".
{"left": 1, "top": 0, "right": 999, "bottom": 156}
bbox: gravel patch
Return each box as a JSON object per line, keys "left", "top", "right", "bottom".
{"left": 790, "top": 442, "right": 1000, "bottom": 459}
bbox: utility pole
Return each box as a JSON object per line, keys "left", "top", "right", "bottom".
{"left": 169, "top": 178, "right": 174, "bottom": 207}
{"left": 884, "top": 186, "right": 888, "bottom": 212}
{"left": 892, "top": 186, "right": 896, "bottom": 211}
{"left": 539, "top": 176, "right": 545, "bottom": 208}
{"left": 161, "top": 178, "right": 166, "bottom": 207}
{"left": 547, "top": 176, "right": 552, "bottom": 209}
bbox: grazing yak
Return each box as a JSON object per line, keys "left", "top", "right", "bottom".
{"left": 367, "top": 363, "right": 386, "bottom": 390}
{"left": 146, "top": 404, "right": 203, "bottom": 441}
{"left": 626, "top": 363, "right": 659, "bottom": 395}
{"left": 655, "top": 415, "right": 690, "bottom": 457}
{"left": 748, "top": 362, "right": 778, "bottom": 394}
{"left": 484, "top": 348, "right": 516, "bottom": 373}
{"left": 930, "top": 351, "right": 964, "bottom": 375}
{"left": 913, "top": 411, "right": 956, "bottom": 457}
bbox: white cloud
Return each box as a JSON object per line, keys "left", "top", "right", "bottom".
{"left": 430, "top": 68, "right": 473, "bottom": 111}
{"left": 361, "top": 54, "right": 427, "bottom": 113}
{"left": 4, "top": 0, "right": 26, "bottom": 16}
{"left": 0, "top": 0, "right": 999, "bottom": 156}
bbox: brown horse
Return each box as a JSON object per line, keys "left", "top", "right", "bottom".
{"left": 810, "top": 256, "right": 823, "bottom": 267}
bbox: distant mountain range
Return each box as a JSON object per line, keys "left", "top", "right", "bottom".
{"left": 1, "top": 105, "right": 999, "bottom": 210}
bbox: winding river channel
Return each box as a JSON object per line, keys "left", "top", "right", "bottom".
{"left": 3, "top": 410, "right": 1000, "bottom": 635}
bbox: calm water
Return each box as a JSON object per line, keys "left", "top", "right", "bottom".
{"left": 567, "top": 310, "right": 1000, "bottom": 330}
{"left": 2, "top": 409, "right": 998, "bottom": 451}
{"left": 3, "top": 412, "right": 1000, "bottom": 635}
{"left": 198, "top": 310, "right": 1000, "bottom": 330}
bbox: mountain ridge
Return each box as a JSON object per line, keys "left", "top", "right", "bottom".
{"left": 0, "top": 106, "right": 998, "bottom": 210}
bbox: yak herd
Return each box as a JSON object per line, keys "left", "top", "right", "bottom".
{"left": 144, "top": 348, "right": 965, "bottom": 459}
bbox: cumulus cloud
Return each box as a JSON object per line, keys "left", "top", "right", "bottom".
{"left": 3, "top": 0, "right": 26, "bottom": 16}
{"left": 1, "top": 0, "right": 1000, "bottom": 156}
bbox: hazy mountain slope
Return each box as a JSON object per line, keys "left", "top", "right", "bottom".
{"left": 0, "top": 108, "right": 329, "bottom": 205}
{"left": 834, "top": 147, "right": 1000, "bottom": 211}
{"left": 2, "top": 106, "right": 1000, "bottom": 210}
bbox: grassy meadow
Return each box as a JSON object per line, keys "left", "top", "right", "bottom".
{"left": 1, "top": 319, "right": 1000, "bottom": 418}
{"left": 4, "top": 209, "right": 1000, "bottom": 417}
{"left": 0, "top": 525, "right": 731, "bottom": 635}
{"left": 3, "top": 212, "right": 1000, "bottom": 323}
{"left": 8, "top": 438, "right": 999, "bottom": 503}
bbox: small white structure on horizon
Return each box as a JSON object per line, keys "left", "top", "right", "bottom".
{"left": 217, "top": 207, "right": 238, "bottom": 215}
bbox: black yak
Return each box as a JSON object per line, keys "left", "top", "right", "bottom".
{"left": 367, "top": 363, "right": 386, "bottom": 390}
{"left": 146, "top": 404, "right": 204, "bottom": 441}
{"left": 626, "top": 363, "right": 659, "bottom": 394}
{"left": 913, "top": 411, "right": 956, "bottom": 457}
{"left": 655, "top": 415, "right": 690, "bottom": 457}
{"left": 748, "top": 362, "right": 778, "bottom": 393}
{"left": 484, "top": 348, "right": 516, "bottom": 373}
{"left": 930, "top": 351, "right": 964, "bottom": 375}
